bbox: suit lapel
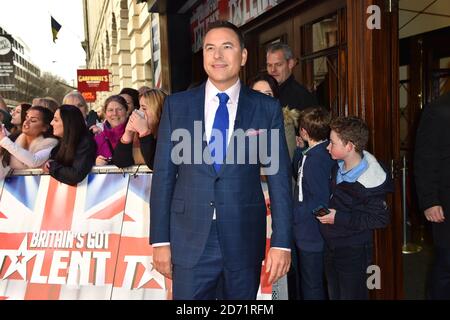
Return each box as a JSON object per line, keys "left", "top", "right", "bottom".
{"left": 233, "top": 85, "right": 256, "bottom": 133}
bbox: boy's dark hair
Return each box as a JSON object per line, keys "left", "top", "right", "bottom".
{"left": 205, "top": 21, "right": 245, "bottom": 49}
{"left": 330, "top": 116, "right": 369, "bottom": 155}
{"left": 298, "top": 107, "right": 331, "bottom": 142}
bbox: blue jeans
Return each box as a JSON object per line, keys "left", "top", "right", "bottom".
{"left": 297, "top": 248, "right": 326, "bottom": 300}
{"left": 324, "top": 243, "right": 372, "bottom": 300}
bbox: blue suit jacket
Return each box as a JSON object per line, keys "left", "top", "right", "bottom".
{"left": 150, "top": 83, "right": 293, "bottom": 271}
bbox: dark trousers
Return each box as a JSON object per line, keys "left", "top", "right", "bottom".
{"left": 172, "top": 221, "right": 261, "bottom": 300}
{"left": 297, "top": 248, "right": 326, "bottom": 300}
{"left": 429, "top": 247, "right": 450, "bottom": 300}
{"left": 324, "top": 243, "right": 372, "bottom": 300}
{"left": 287, "top": 243, "right": 301, "bottom": 300}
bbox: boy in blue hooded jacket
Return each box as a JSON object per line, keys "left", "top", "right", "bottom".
{"left": 318, "top": 116, "right": 392, "bottom": 300}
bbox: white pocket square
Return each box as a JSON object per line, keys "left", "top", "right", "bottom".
{"left": 245, "top": 129, "right": 265, "bottom": 136}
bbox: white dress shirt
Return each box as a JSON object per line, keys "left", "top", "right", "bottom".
{"left": 204, "top": 78, "right": 240, "bottom": 146}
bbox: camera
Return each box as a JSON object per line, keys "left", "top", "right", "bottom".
{"left": 312, "top": 205, "right": 330, "bottom": 217}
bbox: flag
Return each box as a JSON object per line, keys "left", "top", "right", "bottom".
{"left": 51, "top": 16, "right": 61, "bottom": 43}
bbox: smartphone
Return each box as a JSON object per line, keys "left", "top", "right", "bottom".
{"left": 134, "top": 109, "right": 145, "bottom": 118}
{"left": 312, "top": 205, "right": 330, "bottom": 217}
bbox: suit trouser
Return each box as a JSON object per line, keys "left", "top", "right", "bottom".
{"left": 296, "top": 248, "right": 326, "bottom": 300}
{"left": 429, "top": 247, "right": 450, "bottom": 300}
{"left": 324, "top": 243, "right": 372, "bottom": 300}
{"left": 172, "top": 221, "right": 261, "bottom": 300}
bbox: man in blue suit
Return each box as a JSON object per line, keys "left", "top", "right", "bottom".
{"left": 150, "top": 21, "right": 293, "bottom": 300}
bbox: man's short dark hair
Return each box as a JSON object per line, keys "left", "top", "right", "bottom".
{"left": 205, "top": 20, "right": 245, "bottom": 49}
{"left": 330, "top": 116, "right": 369, "bottom": 155}
{"left": 266, "top": 42, "right": 294, "bottom": 60}
{"left": 298, "top": 107, "right": 331, "bottom": 142}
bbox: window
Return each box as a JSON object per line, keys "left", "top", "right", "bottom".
{"left": 300, "top": 10, "right": 346, "bottom": 116}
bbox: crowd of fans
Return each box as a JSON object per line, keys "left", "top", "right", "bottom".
{"left": 0, "top": 86, "right": 166, "bottom": 185}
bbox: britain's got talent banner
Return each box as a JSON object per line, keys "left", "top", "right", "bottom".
{"left": 0, "top": 170, "right": 284, "bottom": 300}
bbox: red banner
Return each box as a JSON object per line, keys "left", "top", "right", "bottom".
{"left": 77, "top": 69, "right": 109, "bottom": 92}
{"left": 81, "top": 91, "right": 96, "bottom": 102}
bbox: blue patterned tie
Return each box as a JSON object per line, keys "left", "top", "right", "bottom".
{"left": 210, "top": 92, "right": 229, "bottom": 172}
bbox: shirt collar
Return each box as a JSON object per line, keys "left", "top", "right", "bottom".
{"left": 303, "top": 140, "right": 327, "bottom": 155}
{"left": 336, "top": 156, "right": 369, "bottom": 184}
{"left": 205, "top": 78, "right": 241, "bottom": 105}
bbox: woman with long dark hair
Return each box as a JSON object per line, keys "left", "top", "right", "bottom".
{"left": 0, "top": 106, "right": 57, "bottom": 178}
{"left": 42, "top": 105, "right": 96, "bottom": 185}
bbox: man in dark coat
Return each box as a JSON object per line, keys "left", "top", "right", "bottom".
{"left": 266, "top": 43, "right": 317, "bottom": 111}
{"left": 415, "top": 91, "right": 450, "bottom": 299}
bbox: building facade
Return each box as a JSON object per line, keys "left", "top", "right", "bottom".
{"left": 0, "top": 26, "right": 41, "bottom": 107}
{"left": 82, "top": 0, "right": 154, "bottom": 110}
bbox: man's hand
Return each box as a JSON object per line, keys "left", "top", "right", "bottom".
{"left": 424, "top": 205, "right": 445, "bottom": 223}
{"left": 265, "top": 248, "right": 291, "bottom": 284}
{"left": 152, "top": 245, "right": 173, "bottom": 279}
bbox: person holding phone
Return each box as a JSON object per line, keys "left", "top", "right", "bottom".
{"left": 319, "top": 116, "right": 393, "bottom": 300}
{"left": 292, "top": 107, "right": 335, "bottom": 300}
{"left": 112, "top": 88, "right": 166, "bottom": 169}
{"left": 0, "top": 106, "right": 57, "bottom": 179}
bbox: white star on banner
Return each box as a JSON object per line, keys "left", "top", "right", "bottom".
{"left": 3, "top": 234, "right": 37, "bottom": 280}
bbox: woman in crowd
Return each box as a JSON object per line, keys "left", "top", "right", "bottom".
{"left": 94, "top": 95, "right": 128, "bottom": 165}
{"left": 9, "top": 103, "right": 32, "bottom": 136}
{"left": 119, "top": 87, "right": 140, "bottom": 115}
{"left": 248, "top": 73, "right": 299, "bottom": 159}
{"left": 112, "top": 88, "right": 166, "bottom": 169}
{"left": 0, "top": 106, "right": 57, "bottom": 179}
{"left": 42, "top": 105, "right": 96, "bottom": 185}
{"left": 32, "top": 97, "right": 59, "bottom": 113}
{"left": 63, "top": 91, "right": 101, "bottom": 133}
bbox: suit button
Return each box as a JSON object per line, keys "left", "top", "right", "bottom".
{"left": 210, "top": 201, "right": 215, "bottom": 207}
